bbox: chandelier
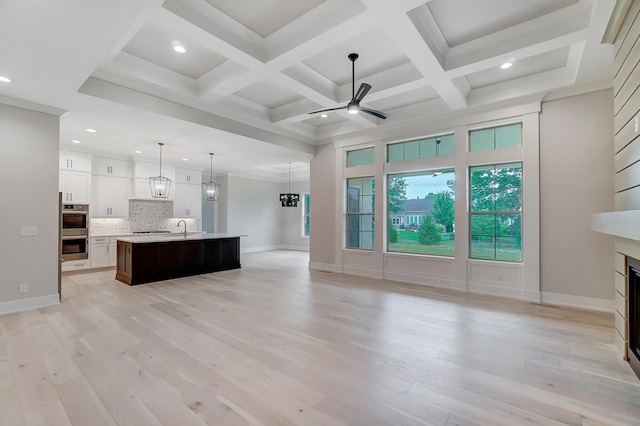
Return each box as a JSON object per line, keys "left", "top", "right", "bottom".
{"left": 279, "top": 162, "right": 300, "bottom": 207}
{"left": 149, "top": 142, "right": 171, "bottom": 198}
{"left": 202, "top": 153, "right": 221, "bottom": 201}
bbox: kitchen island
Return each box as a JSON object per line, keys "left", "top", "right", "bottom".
{"left": 115, "top": 233, "right": 244, "bottom": 285}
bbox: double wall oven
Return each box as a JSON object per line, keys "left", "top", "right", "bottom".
{"left": 61, "top": 203, "right": 89, "bottom": 261}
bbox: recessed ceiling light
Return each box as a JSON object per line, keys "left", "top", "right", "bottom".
{"left": 321, "top": 113, "right": 328, "bottom": 118}
{"left": 72, "top": 140, "right": 81, "bottom": 144}
{"left": 182, "top": 158, "right": 188, "bottom": 161}
{"left": 0, "top": 75, "right": 10, "bottom": 83}
{"left": 134, "top": 150, "right": 142, "bottom": 154}
{"left": 500, "top": 62, "right": 513, "bottom": 69}
{"left": 174, "top": 45, "right": 186, "bottom": 53}
{"left": 86, "top": 128, "right": 96, "bottom": 133}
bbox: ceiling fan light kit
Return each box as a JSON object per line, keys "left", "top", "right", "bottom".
{"left": 309, "top": 53, "right": 389, "bottom": 120}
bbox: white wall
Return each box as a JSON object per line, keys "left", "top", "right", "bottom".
{"left": 539, "top": 89, "right": 615, "bottom": 304}
{"left": 0, "top": 102, "right": 61, "bottom": 314}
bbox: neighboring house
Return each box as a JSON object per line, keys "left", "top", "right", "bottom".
{"left": 390, "top": 198, "right": 435, "bottom": 229}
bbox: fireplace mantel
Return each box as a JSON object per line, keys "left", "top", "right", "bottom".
{"left": 591, "top": 211, "right": 640, "bottom": 241}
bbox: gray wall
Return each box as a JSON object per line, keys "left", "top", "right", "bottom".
{"left": 208, "top": 174, "right": 309, "bottom": 251}
{"left": 0, "top": 103, "right": 60, "bottom": 312}
{"left": 539, "top": 89, "right": 615, "bottom": 300}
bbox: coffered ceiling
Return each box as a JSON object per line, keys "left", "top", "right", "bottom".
{"left": 0, "top": 0, "right": 616, "bottom": 179}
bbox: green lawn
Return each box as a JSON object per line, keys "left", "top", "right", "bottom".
{"left": 388, "top": 230, "right": 455, "bottom": 256}
{"left": 388, "top": 230, "right": 522, "bottom": 261}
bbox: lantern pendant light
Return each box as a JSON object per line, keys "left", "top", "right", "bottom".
{"left": 279, "top": 162, "right": 300, "bottom": 207}
{"left": 149, "top": 142, "right": 171, "bottom": 198}
{"left": 202, "top": 152, "right": 221, "bottom": 201}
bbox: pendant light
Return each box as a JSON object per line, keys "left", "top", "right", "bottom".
{"left": 279, "top": 162, "right": 300, "bottom": 207}
{"left": 202, "top": 152, "right": 221, "bottom": 201}
{"left": 149, "top": 142, "right": 171, "bottom": 198}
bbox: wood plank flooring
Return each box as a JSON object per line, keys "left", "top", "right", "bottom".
{"left": 1, "top": 250, "right": 639, "bottom": 425}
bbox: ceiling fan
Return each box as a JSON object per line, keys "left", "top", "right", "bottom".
{"left": 308, "top": 53, "right": 389, "bottom": 120}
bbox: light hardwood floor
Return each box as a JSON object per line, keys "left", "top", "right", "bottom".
{"left": 1, "top": 250, "right": 639, "bottom": 425}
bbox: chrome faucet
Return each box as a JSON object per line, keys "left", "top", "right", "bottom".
{"left": 177, "top": 220, "right": 187, "bottom": 237}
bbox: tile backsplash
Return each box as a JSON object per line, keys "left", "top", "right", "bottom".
{"left": 91, "top": 200, "right": 199, "bottom": 235}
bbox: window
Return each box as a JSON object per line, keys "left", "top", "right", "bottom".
{"left": 346, "top": 177, "right": 375, "bottom": 250}
{"left": 346, "top": 147, "right": 375, "bottom": 167}
{"left": 388, "top": 170, "right": 455, "bottom": 256}
{"left": 302, "top": 193, "right": 310, "bottom": 237}
{"left": 387, "top": 134, "right": 454, "bottom": 162}
{"left": 469, "top": 123, "right": 521, "bottom": 152}
{"left": 469, "top": 163, "right": 522, "bottom": 261}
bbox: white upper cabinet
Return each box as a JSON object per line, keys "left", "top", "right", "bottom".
{"left": 59, "top": 150, "right": 92, "bottom": 172}
{"left": 92, "top": 157, "right": 131, "bottom": 177}
{"left": 173, "top": 182, "right": 202, "bottom": 218}
{"left": 91, "top": 175, "right": 129, "bottom": 217}
{"left": 175, "top": 168, "right": 202, "bottom": 184}
{"left": 173, "top": 168, "right": 203, "bottom": 217}
{"left": 59, "top": 170, "right": 91, "bottom": 204}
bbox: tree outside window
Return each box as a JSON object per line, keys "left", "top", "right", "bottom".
{"left": 387, "top": 170, "right": 455, "bottom": 256}
{"left": 469, "top": 163, "right": 522, "bottom": 261}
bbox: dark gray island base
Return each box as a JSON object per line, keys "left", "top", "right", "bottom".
{"left": 115, "top": 234, "right": 243, "bottom": 285}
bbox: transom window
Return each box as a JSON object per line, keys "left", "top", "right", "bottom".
{"left": 346, "top": 147, "right": 375, "bottom": 167}
{"left": 469, "top": 123, "right": 521, "bottom": 152}
{"left": 387, "top": 134, "right": 454, "bottom": 162}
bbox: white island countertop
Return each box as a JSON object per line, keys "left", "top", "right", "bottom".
{"left": 116, "top": 233, "right": 247, "bottom": 243}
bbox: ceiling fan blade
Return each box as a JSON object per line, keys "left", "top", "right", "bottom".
{"left": 360, "top": 107, "right": 389, "bottom": 120}
{"left": 308, "top": 106, "right": 347, "bottom": 115}
{"left": 354, "top": 83, "right": 371, "bottom": 103}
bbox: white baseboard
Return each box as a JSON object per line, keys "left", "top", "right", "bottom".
{"left": 522, "top": 289, "right": 541, "bottom": 303}
{"left": 277, "top": 245, "right": 310, "bottom": 252}
{"left": 0, "top": 294, "right": 59, "bottom": 316}
{"left": 241, "top": 245, "right": 309, "bottom": 254}
{"left": 540, "top": 292, "right": 615, "bottom": 313}
{"left": 309, "top": 262, "right": 343, "bottom": 273}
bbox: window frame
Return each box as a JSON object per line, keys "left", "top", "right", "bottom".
{"left": 346, "top": 176, "right": 375, "bottom": 251}
{"left": 386, "top": 169, "right": 456, "bottom": 257}
{"left": 301, "top": 193, "right": 310, "bottom": 237}
{"left": 469, "top": 162, "right": 522, "bottom": 262}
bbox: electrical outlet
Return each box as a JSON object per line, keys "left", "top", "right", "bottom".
{"left": 19, "top": 227, "right": 38, "bottom": 237}
{"left": 19, "top": 283, "right": 28, "bottom": 293}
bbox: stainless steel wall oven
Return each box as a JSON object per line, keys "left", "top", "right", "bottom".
{"left": 61, "top": 204, "right": 89, "bottom": 261}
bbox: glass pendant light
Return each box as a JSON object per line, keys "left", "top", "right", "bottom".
{"left": 279, "top": 162, "right": 300, "bottom": 207}
{"left": 149, "top": 142, "right": 171, "bottom": 198}
{"left": 202, "top": 152, "right": 221, "bottom": 201}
